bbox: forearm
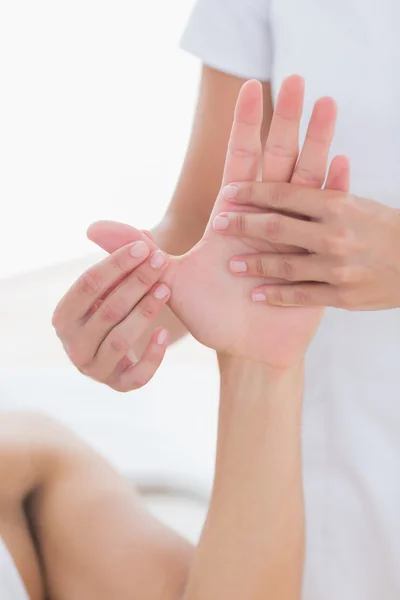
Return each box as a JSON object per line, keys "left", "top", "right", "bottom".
{"left": 184, "top": 359, "right": 305, "bottom": 600}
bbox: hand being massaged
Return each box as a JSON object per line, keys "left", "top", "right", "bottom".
{"left": 53, "top": 75, "right": 350, "bottom": 391}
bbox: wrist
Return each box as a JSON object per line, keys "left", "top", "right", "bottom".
{"left": 218, "top": 354, "right": 304, "bottom": 388}
{"left": 218, "top": 356, "right": 304, "bottom": 432}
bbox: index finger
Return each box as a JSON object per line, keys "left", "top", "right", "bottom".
{"left": 221, "top": 181, "right": 339, "bottom": 219}
{"left": 53, "top": 241, "right": 151, "bottom": 329}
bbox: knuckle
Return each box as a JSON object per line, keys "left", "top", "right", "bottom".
{"left": 235, "top": 213, "right": 248, "bottom": 236}
{"left": 268, "top": 183, "right": 286, "bottom": 209}
{"left": 331, "top": 265, "right": 354, "bottom": 285}
{"left": 229, "top": 144, "right": 259, "bottom": 159}
{"left": 133, "top": 268, "right": 155, "bottom": 289}
{"left": 51, "top": 307, "right": 65, "bottom": 334}
{"left": 67, "top": 344, "right": 91, "bottom": 371}
{"left": 108, "top": 331, "right": 131, "bottom": 355}
{"left": 280, "top": 257, "right": 295, "bottom": 280}
{"left": 137, "top": 298, "right": 156, "bottom": 320}
{"left": 249, "top": 181, "right": 258, "bottom": 205}
{"left": 109, "top": 251, "right": 125, "bottom": 275}
{"left": 265, "top": 142, "right": 297, "bottom": 159}
{"left": 292, "top": 285, "right": 308, "bottom": 305}
{"left": 324, "top": 194, "right": 347, "bottom": 219}
{"left": 293, "top": 167, "right": 324, "bottom": 188}
{"left": 324, "top": 234, "right": 349, "bottom": 256}
{"left": 268, "top": 287, "right": 284, "bottom": 305}
{"left": 255, "top": 257, "right": 268, "bottom": 277}
{"left": 265, "top": 214, "right": 282, "bottom": 241}
{"left": 110, "top": 380, "right": 130, "bottom": 393}
{"left": 101, "top": 298, "right": 129, "bottom": 323}
{"left": 77, "top": 269, "right": 102, "bottom": 297}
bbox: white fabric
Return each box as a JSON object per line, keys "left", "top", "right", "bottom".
{"left": 181, "top": 2, "right": 400, "bottom": 599}
{"left": 0, "top": 539, "right": 28, "bottom": 600}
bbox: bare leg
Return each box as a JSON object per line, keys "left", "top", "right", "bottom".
{"left": 0, "top": 412, "right": 192, "bottom": 600}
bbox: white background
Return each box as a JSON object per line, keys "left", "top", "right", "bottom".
{"left": 0, "top": 0, "right": 198, "bottom": 278}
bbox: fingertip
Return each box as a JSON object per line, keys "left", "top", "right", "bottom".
{"left": 283, "top": 74, "right": 305, "bottom": 91}
{"left": 86, "top": 220, "right": 105, "bottom": 240}
{"left": 236, "top": 79, "right": 263, "bottom": 125}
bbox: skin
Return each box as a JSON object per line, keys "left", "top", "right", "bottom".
{"left": 2, "top": 72, "right": 349, "bottom": 600}
{"left": 0, "top": 362, "right": 304, "bottom": 600}
{"left": 59, "top": 75, "right": 349, "bottom": 380}
{"left": 218, "top": 182, "right": 400, "bottom": 310}
{"left": 53, "top": 241, "right": 172, "bottom": 391}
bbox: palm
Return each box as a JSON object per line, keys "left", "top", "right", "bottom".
{"left": 89, "top": 77, "right": 348, "bottom": 369}
{"left": 167, "top": 203, "right": 321, "bottom": 367}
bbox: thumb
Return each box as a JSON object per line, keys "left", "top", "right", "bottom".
{"left": 87, "top": 220, "right": 157, "bottom": 254}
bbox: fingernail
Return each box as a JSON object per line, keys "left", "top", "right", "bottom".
{"left": 252, "top": 292, "right": 267, "bottom": 302}
{"left": 222, "top": 184, "right": 238, "bottom": 199}
{"left": 150, "top": 250, "right": 167, "bottom": 269}
{"left": 156, "top": 329, "right": 168, "bottom": 345}
{"left": 153, "top": 283, "right": 170, "bottom": 300}
{"left": 213, "top": 214, "right": 229, "bottom": 231}
{"left": 230, "top": 260, "right": 247, "bottom": 273}
{"left": 130, "top": 241, "right": 149, "bottom": 258}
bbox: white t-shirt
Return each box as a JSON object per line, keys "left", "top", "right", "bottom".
{"left": 181, "top": 2, "right": 400, "bottom": 599}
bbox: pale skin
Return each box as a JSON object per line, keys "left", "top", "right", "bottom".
{"left": 219, "top": 182, "right": 400, "bottom": 310}
{"left": 2, "top": 74, "right": 346, "bottom": 599}
{"left": 53, "top": 74, "right": 350, "bottom": 387}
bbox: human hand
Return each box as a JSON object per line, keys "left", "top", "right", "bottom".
{"left": 166, "top": 77, "right": 349, "bottom": 369}
{"left": 52, "top": 240, "right": 171, "bottom": 392}
{"left": 221, "top": 183, "right": 400, "bottom": 310}
{"left": 88, "top": 76, "right": 350, "bottom": 370}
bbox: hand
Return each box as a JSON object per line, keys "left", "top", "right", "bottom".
{"left": 89, "top": 76, "right": 350, "bottom": 370}
{"left": 52, "top": 240, "right": 171, "bottom": 392}
{"left": 220, "top": 183, "right": 400, "bottom": 310}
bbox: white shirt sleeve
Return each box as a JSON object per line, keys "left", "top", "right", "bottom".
{"left": 180, "top": 0, "right": 273, "bottom": 81}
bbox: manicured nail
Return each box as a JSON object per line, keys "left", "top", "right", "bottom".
{"left": 222, "top": 184, "right": 238, "bottom": 199}
{"left": 213, "top": 214, "right": 229, "bottom": 231}
{"left": 130, "top": 241, "right": 149, "bottom": 258}
{"left": 252, "top": 292, "right": 267, "bottom": 302}
{"left": 156, "top": 328, "right": 168, "bottom": 345}
{"left": 150, "top": 250, "right": 167, "bottom": 269}
{"left": 230, "top": 260, "right": 247, "bottom": 273}
{"left": 153, "top": 283, "right": 170, "bottom": 300}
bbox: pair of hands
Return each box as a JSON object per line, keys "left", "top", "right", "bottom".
{"left": 53, "top": 76, "right": 400, "bottom": 391}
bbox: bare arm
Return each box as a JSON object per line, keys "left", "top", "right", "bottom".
{"left": 183, "top": 359, "right": 305, "bottom": 600}
{"left": 1, "top": 353, "right": 303, "bottom": 600}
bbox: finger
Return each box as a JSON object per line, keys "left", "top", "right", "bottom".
{"left": 213, "top": 211, "right": 324, "bottom": 253}
{"left": 229, "top": 253, "right": 330, "bottom": 283}
{"left": 251, "top": 282, "right": 338, "bottom": 307}
{"left": 77, "top": 250, "right": 169, "bottom": 365}
{"left": 291, "top": 97, "right": 337, "bottom": 188}
{"left": 87, "top": 220, "right": 157, "bottom": 254}
{"left": 222, "top": 79, "right": 263, "bottom": 187}
{"left": 262, "top": 75, "right": 304, "bottom": 182}
{"left": 325, "top": 155, "right": 351, "bottom": 193}
{"left": 53, "top": 241, "right": 151, "bottom": 329}
{"left": 221, "top": 181, "right": 328, "bottom": 219}
{"left": 91, "top": 283, "right": 171, "bottom": 378}
{"left": 113, "top": 328, "right": 169, "bottom": 392}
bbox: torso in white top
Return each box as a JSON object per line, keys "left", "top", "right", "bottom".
{"left": 181, "top": 2, "right": 400, "bottom": 599}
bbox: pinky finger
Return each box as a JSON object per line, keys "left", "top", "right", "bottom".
{"left": 325, "top": 155, "right": 351, "bottom": 193}
{"left": 112, "top": 328, "right": 169, "bottom": 392}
